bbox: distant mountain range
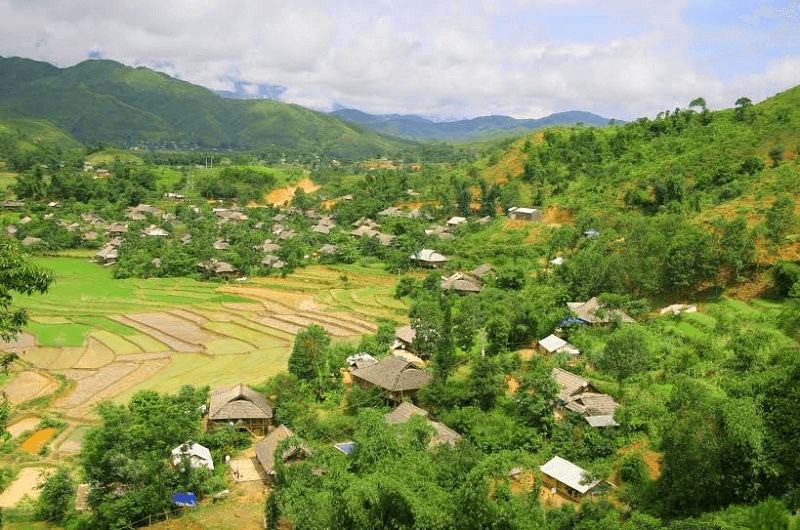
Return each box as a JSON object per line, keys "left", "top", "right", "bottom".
{"left": 329, "top": 108, "right": 620, "bottom": 142}
{"left": 0, "top": 56, "right": 413, "bottom": 159}
{"left": 0, "top": 55, "right": 621, "bottom": 155}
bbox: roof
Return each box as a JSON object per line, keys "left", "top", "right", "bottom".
{"left": 171, "top": 441, "right": 214, "bottom": 470}
{"left": 395, "top": 325, "right": 416, "bottom": 345}
{"left": 509, "top": 207, "right": 539, "bottom": 215}
{"left": 254, "top": 425, "right": 302, "bottom": 475}
{"left": 567, "top": 393, "right": 620, "bottom": 417}
{"left": 410, "top": 249, "right": 448, "bottom": 263}
{"left": 552, "top": 368, "right": 592, "bottom": 402}
{"left": 209, "top": 384, "right": 273, "bottom": 421}
{"left": 584, "top": 415, "right": 619, "bottom": 428}
{"left": 384, "top": 402, "right": 462, "bottom": 447}
{"left": 539, "top": 334, "right": 567, "bottom": 353}
{"left": 470, "top": 264, "right": 495, "bottom": 278}
{"left": 447, "top": 216, "right": 467, "bottom": 225}
{"left": 567, "top": 297, "right": 635, "bottom": 324}
{"left": 540, "top": 456, "right": 600, "bottom": 494}
{"left": 385, "top": 401, "right": 429, "bottom": 424}
{"left": 441, "top": 273, "right": 482, "bottom": 293}
{"left": 350, "top": 356, "right": 431, "bottom": 392}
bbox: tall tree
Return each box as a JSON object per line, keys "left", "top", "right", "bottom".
{"left": 597, "top": 325, "right": 653, "bottom": 395}
{"left": 287, "top": 324, "right": 331, "bottom": 383}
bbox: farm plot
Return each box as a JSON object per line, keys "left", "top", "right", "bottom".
{"left": 2, "top": 372, "right": 58, "bottom": 405}
{"left": 6, "top": 417, "right": 40, "bottom": 438}
{"left": 0, "top": 467, "right": 49, "bottom": 508}
{"left": 124, "top": 312, "right": 218, "bottom": 344}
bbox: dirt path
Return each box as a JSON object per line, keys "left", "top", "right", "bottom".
{"left": 0, "top": 467, "right": 48, "bottom": 507}
{"left": 264, "top": 178, "right": 319, "bottom": 206}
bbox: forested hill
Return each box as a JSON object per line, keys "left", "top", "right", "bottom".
{"left": 0, "top": 57, "right": 416, "bottom": 159}
{"left": 330, "top": 108, "right": 616, "bottom": 142}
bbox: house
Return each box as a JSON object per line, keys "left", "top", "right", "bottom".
{"left": 446, "top": 216, "right": 467, "bottom": 227}
{"left": 82, "top": 231, "right": 100, "bottom": 241}
{"left": 549, "top": 257, "right": 565, "bottom": 266}
{"left": 508, "top": 207, "right": 542, "bottom": 222}
{"left": 410, "top": 249, "right": 449, "bottom": 268}
{"left": 540, "top": 456, "right": 609, "bottom": 501}
{"left": 393, "top": 325, "right": 416, "bottom": 351}
{"left": 198, "top": 260, "right": 238, "bottom": 279}
{"left": 567, "top": 297, "right": 635, "bottom": 325}
{"left": 171, "top": 441, "right": 214, "bottom": 470}
{"left": 105, "top": 222, "right": 128, "bottom": 236}
{"left": 254, "top": 239, "right": 281, "bottom": 253}
{"left": 552, "top": 368, "right": 619, "bottom": 428}
{"left": 0, "top": 199, "right": 24, "bottom": 209}
{"left": 350, "top": 356, "right": 431, "bottom": 401}
{"left": 318, "top": 244, "right": 338, "bottom": 256}
{"left": 345, "top": 353, "right": 378, "bottom": 370}
{"left": 95, "top": 245, "right": 119, "bottom": 265}
{"left": 384, "top": 402, "right": 461, "bottom": 447}
{"left": 141, "top": 225, "right": 169, "bottom": 237}
{"left": 254, "top": 424, "right": 306, "bottom": 480}
{"left": 21, "top": 236, "right": 43, "bottom": 247}
{"left": 262, "top": 255, "right": 285, "bottom": 269}
{"left": 538, "top": 334, "right": 581, "bottom": 357}
{"left": 208, "top": 384, "right": 273, "bottom": 436}
{"left": 440, "top": 272, "right": 482, "bottom": 295}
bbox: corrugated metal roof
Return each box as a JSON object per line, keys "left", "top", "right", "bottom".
{"left": 540, "top": 456, "right": 600, "bottom": 493}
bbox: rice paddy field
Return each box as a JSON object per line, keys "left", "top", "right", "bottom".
{"left": 2, "top": 257, "right": 405, "bottom": 464}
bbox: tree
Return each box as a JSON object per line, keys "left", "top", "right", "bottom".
{"left": 0, "top": 239, "right": 54, "bottom": 437}
{"left": 287, "top": 324, "right": 331, "bottom": 383}
{"left": 597, "top": 325, "right": 653, "bottom": 395}
{"left": 36, "top": 466, "right": 75, "bottom": 525}
{"left": 765, "top": 196, "right": 797, "bottom": 245}
{"left": 735, "top": 97, "right": 753, "bottom": 122}
{"left": 689, "top": 97, "right": 707, "bottom": 111}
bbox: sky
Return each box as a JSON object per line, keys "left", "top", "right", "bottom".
{"left": 1, "top": 0, "right": 799, "bottom": 121}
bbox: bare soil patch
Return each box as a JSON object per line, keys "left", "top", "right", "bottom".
{"left": 0, "top": 467, "right": 48, "bottom": 507}
{"left": 62, "top": 359, "right": 169, "bottom": 418}
{"left": 250, "top": 315, "right": 301, "bottom": 335}
{"left": 539, "top": 486, "right": 574, "bottom": 509}
{"left": 265, "top": 178, "right": 319, "bottom": 206}
{"left": 541, "top": 206, "right": 573, "bottom": 225}
{"left": 6, "top": 417, "right": 40, "bottom": 438}
{"left": 269, "top": 313, "right": 353, "bottom": 337}
{"left": 2, "top": 371, "right": 58, "bottom": 405}
{"left": 168, "top": 308, "right": 208, "bottom": 325}
{"left": 73, "top": 338, "right": 115, "bottom": 369}
{"left": 124, "top": 312, "right": 218, "bottom": 344}
{"left": 116, "top": 351, "right": 173, "bottom": 362}
{"left": 47, "top": 347, "right": 85, "bottom": 369}
{"left": 0, "top": 332, "right": 36, "bottom": 352}
{"left": 113, "top": 315, "right": 203, "bottom": 352}
{"left": 56, "top": 362, "right": 139, "bottom": 411}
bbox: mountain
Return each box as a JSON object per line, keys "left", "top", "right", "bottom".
{"left": 0, "top": 57, "right": 415, "bottom": 159}
{"left": 330, "top": 108, "right": 619, "bottom": 142}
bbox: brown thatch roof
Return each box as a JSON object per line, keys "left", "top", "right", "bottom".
{"left": 350, "top": 356, "right": 431, "bottom": 392}
{"left": 552, "top": 368, "right": 594, "bottom": 402}
{"left": 384, "top": 402, "right": 461, "bottom": 447}
{"left": 209, "top": 384, "right": 272, "bottom": 421}
{"left": 254, "top": 425, "right": 304, "bottom": 475}
{"left": 441, "top": 272, "right": 482, "bottom": 293}
{"left": 567, "top": 297, "right": 635, "bottom": 324}
{"left": 395, "top": 325, "right": 416, "bottom": 346}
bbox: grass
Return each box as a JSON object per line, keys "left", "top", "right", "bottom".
{"left": 205, "top": 338, "right": 253, "bottom": 355}
{"left": 24, "top": 322, "right": 92, "bottom": 347}
{"left": 203, "top": 321, "right": 276, "bottom": 346}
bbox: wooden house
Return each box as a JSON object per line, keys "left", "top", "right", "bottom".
{"left": 207, "top": 384, "right": 273, "bottom": 436}
{"left": 410, "top": 249, "right": 449, "bottom": 268}
{"left": 440, "top": 272, "right": 482, "bottom": 295}
{"left": 350, "top": 356, "right": 431, "bottom": 401}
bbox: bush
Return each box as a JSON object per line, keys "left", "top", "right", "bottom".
{"left": 773, "top": 261, "right": 800, "bottom": 297}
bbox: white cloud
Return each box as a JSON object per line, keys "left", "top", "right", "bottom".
{"left": 0, "top": 0, "right": 798, "bottom": 121}
{"left": 739, "top": 1, "right": 800, "bottom": 25}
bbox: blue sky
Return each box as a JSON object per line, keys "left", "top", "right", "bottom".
{"left": 0, "top": 0, "right": 798, "bottom": 121}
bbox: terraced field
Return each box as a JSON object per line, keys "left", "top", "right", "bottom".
{"left": 3, "top": 257, "right": 406, "bottom": 458}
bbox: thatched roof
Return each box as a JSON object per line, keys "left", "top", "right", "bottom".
{"left": 209, "top": 384, "right": 272, "bottom": 421}
{"left": 410, "top": 249, "right": 448, "bottom": 264}
{"left": 567, "top": 297, "right": 635, "bottom": 324}
{"left": 552, "top": 368, "right": 594, "bottom": 402}
{"left": 441, "top": 272, "right": 482, "bottom": 293}
{"left": 350, "top": 356, "right": 431, "bottom": 392}
{"left": 254, "top": 425, "right": 304, "bottom": 475}
{"left": 395, "top": 325, "right": 416, "bottom": 346}
{"left": 384, "top": 402, "right": 462, "bottom": 447}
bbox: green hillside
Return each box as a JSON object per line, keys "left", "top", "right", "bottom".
{"left": 0, "top": 57, "right": 415, "bottom": 159}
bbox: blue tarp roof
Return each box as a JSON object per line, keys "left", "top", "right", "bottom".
{"left": 334, "top": 442, "right": 357, "bottom": 455}
{"left": 172, "top": 492, "right": 197, "bottom": 507}
{"left": 558, "top": 315, "right": 587, "bottom": 327}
